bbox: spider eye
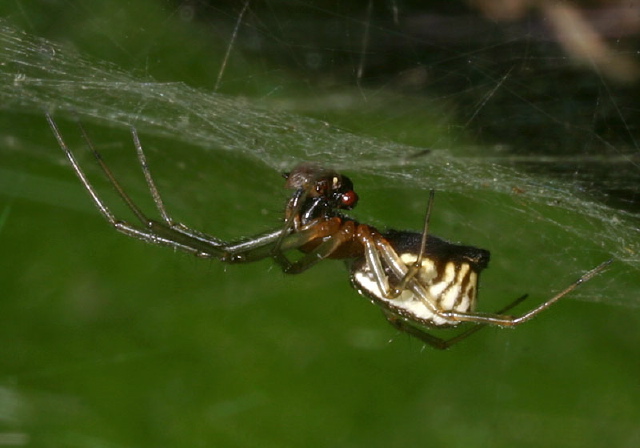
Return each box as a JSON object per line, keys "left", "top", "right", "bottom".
{"left": 341, "top": 190, "right": 358, "bottom": 208}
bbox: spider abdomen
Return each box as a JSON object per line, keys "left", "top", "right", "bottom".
{"left": 351, "top": 231, "right": 489, "bottom": 328}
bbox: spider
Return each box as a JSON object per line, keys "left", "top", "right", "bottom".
{"left": 47, "top": 114, "right": 612, "bottom": 349}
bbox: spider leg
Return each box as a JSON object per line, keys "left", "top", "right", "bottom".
{"left": 390, "top": 190, "right": 435, "bottom": 296}
{"left": 356, "top": 229, "right": 610, "bottom": 345}
{"left": 81, "top": 120, "right": 232, "bottom": 248}
{"left": 371, "top": 235, "right": 611, "bottom": 327}
{"left": 359, "top": 227, "right": 393, "bottom": 296}
{"left": 372, "top": 235, "right": 442, "bottom": 316}
{"left": 438, "top": 259, "right": 613, "bottom": 326}
{"left": 48, "top": 114, "right": 233, "bottom": 258}
{"left": 376, "top": 234, "right": 613, "bottom": 327}
{"left": 384, "top": 294, "right": 529, "bottom": 349}
{"left": 359, "top": 233, "right": 471, "bottom": 346}
{"left": 273, "top": 188, "right": 308, "bottom": 255}
{"left": 383, "top": 313, "right": 452, "bottom": 349}
{"left": 48, "top": 114, "right": 354, "bottom": 267}
{"left": 130, "top": 126, "right": 183, "bottom": 228}
{"left": 355, "top": 229, "right": 451, "bottom": 322}
{"left": 128, "top": 123, "right": 313, "bottom": 259}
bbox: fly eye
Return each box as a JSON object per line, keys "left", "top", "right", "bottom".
{"left": 341, "top": 190, "right": 358, "bottom": 208}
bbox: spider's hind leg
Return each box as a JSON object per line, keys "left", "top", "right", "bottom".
{"left": 440, "top": 260, "right": 613, "bottom": 327}
{"left": 384, "top": 313, "right": 451, "bottom": 350}
{"left": 384, "top": 294, "right": 530, "bottom": 349}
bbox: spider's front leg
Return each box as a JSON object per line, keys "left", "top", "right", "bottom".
{"left": 49, "top": 113, "right": 365, "bottom": 273}
{"left": 49, "top": 115, "right": 295, "bottom": 264}
{"left": 48, "top": 113, "right": 248, "bottom": 259}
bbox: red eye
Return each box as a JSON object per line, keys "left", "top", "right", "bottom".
{"left": 341, "top": 190, "right": 358, "bottom": 207}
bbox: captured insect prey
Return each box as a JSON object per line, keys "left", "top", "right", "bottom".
{"left": 47, "top": 114, "right": 612, "bottom": 349}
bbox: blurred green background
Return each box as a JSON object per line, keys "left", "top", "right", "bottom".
{"left": 1, "top": 1, "right": 639, "bottom": 447}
